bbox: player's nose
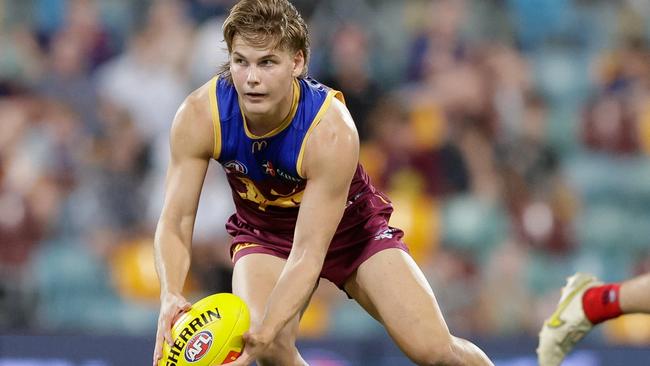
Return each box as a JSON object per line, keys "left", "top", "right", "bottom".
{"left": 246, "top": 66, "right": 260, "bottom": 85}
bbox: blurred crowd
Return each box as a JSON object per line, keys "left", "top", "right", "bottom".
{"left": 2, "top": 0, "right": 650, "bottom": 344}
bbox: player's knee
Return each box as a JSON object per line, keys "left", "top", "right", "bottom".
{"left": 407, "top": 338, "right": 460, "bottom": 366}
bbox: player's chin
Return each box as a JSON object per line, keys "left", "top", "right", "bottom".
{"left": 243, "top": 102, "right": 271, "bottom": 116}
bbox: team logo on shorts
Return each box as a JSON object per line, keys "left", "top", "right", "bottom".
{"left": 224, "top": 160, "right": 248, "bottom": 174}
{"left": 184, "top": 330, "right": 213, "bottom": 362}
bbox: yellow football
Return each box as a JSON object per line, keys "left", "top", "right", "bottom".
{"left": 160, "top": 293, "right": 250, "bottom": 365}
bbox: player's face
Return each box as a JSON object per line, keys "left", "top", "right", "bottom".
{"left": 230, "top": 35, "right": 304, "bottom": 122}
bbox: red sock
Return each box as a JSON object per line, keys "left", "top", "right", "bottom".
{"left": 582, "top": 283, "right": 622, "bottom": 324}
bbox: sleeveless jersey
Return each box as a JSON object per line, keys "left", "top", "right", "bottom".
{"left": 209, "top": 76, "right": 396, "bottom": 249}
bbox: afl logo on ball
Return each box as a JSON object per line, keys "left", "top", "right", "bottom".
{"left": 184, "top": 330, "right": 213, "bottom": 362}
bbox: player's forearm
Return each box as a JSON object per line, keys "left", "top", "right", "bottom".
{"left": 259, "top": 252, "right": 323, "bottom": 338}
{"left": 154, "top": 221, "right": 193, "bottom": 295}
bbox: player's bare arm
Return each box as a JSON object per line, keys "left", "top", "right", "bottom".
{"left": 152, "top": 83, "right": 215, "bottom": 366}
{"left": 231, "top": 98, "right": 359, "bottom": 365}
{"left": 265, "top": 97, "right": 359, "bottom": 335}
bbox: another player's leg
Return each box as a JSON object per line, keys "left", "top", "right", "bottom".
{"left": 538, "top": 272, "right": 650, "bottom": 366}
{"left": 344, "top": 248, "right": 494, "bottom": 366}
{"left": 232, "top": 252, "right": 309, "bottom": 366}
{"left": 619, "top": 273, "right": 650, "bottom": 313}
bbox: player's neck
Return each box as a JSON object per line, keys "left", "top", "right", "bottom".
{"left": 244, "top": 83, "right": 295, "bottom": 136}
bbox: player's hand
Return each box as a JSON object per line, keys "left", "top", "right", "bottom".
{"left": 152, "top": 293, "right": 192, "bottom": 366}
{"left": 225, "top": 329, "right": 273, "bottom": 366}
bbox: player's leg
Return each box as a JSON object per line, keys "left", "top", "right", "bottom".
{"left": 344, "top": 248, "right": 493, "bottom": 366}
{"left": 538, "top": 272, "right": 650, "bottom": 366}
{"left": 620, "top": 273, "right": 650, "bottom": 313}
{"left": 232, "top": 252, "right": 309, "bottom": 366}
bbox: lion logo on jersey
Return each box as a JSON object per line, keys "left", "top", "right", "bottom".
{"left": 234, "top": 176, "right": 303, "bottom": 211}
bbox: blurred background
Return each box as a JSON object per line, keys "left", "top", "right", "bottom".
{"left": 2, "top": 0, "right": 650, "bottom": 364}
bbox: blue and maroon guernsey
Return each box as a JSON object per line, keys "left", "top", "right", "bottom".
{"left": 209, "top": 76, "right": 406, "bottom": 271}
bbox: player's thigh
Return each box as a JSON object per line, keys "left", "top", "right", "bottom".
{"left": 344, "top": 248, "right": 453, "bottom": 352}
{"left": 232, "top": 253, "right": 290, "bottom": 323}
{"left": 232, "top": 251, "right": 316, "bottom": 363}
{"left": 231, "top": 252, "right": 314, "bottom": 337}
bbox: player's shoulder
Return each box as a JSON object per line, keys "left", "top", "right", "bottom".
{"left": 181, "top": 78, "right": 215, "bottom": 120}
{"left": 169, "top": 78, "right": 216, "bottom": 159}
{"left": 301, "top": 95, "right": 359, "bottom": 178}
{"left": 300, "top": 77, "right": 354, "bottom": 136}
{"left": 318, "top": 96, "right": 357, "bottom": 141}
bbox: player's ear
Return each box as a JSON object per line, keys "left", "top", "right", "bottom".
{"left": 292, "top": 50, "right": 305, "bottom": 77}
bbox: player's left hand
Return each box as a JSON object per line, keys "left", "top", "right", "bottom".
{"left": 222, "top": 329, "right": 272, "bottom": 366}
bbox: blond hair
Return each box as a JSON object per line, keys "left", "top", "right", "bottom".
{"left": 220, "top": 0, "right": 310, "bottom": 81}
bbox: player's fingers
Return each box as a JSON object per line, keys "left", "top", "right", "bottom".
{"left": 152, "top": 334, "right": 163, "bottom": 366}
{"left": 241, "top": 331, "right": 253, "bottom": 345}
{"left": 164, "top": 304, "right": 189, "bottom": 347}
{"left": 159, "top": 314, "right": 173, "bottom": 347}
{"left": 239, "top": 348, "right": 256, "bottom": 365}
{"left": 171, "top": 306, "right": 189, "bottom": 325}
{"left": 163, "top": 324, "right": 173, "bottom": 347}
{"left": 152, "top": 350, "right": 160, "bottom": 366}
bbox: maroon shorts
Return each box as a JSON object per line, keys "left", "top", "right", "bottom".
{"left": 230, "top": 221, "right": 408, "bottom": 290}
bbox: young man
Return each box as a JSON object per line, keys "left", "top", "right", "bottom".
{"left": 152, "top": 1, "right": 494, "bottom": 365}
{"left": 538, "top": 272, "right": 650, "bottom": 366}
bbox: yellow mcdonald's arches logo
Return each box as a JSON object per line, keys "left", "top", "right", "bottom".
{"left": 251, "top": 140, "right": 268, "bottom": 153}
{"left": 235, "top": 176, "right": 303, "bottom": 211}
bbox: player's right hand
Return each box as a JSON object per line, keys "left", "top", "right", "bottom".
{"left": 152, "top": 293, "right": 192, "bottom": 366}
